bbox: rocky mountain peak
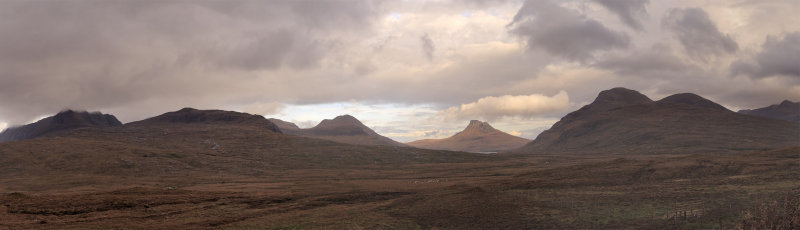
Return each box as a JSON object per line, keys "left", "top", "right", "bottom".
{"left": 561, "top": 87, "right": 653, "bottom": 120}
{"left": 593, "top": 87, "right": 653, "bottom": 107}
{"left": 780, "top": 100, "right": 797, "bottom": 107}
{"left": 462, "top": 120, "right": 496, "bottom": 134}
{"left": 315, "top": 115, "right": 366, "bottom": 129}
{"left": 328, "top": 114, "right": 361, "bottom": 124}
{"left": 132, "top": 108, "right": 281, "bottom": 133}
{"left": 0, "top": 109, "right": 122, "bottom": 143}
{"left": 52, "top": 110, "right": 123, "bottom": 127}
{"left": 738, "top": 100, "right": 800, "bottom": 122}
{"left": 407, "top": 120, "right": 530, "bottom": 153}
{"left": 657, "top": 93, "right": 729, "bottom": 111}
{"left": 308, "top": 115, "right": 371, "bottom": 136}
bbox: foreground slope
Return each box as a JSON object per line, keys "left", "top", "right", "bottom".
{"left": 408, "top": 120, "right": 530, "bottom": 153}
{"left": 1, "top": 145, "right": 797, "bottom": 229}
{"left": 269, "top": 115, "right": 406, "bottom": 147}
{"left": 0, "top": 110, "right": 122, "bottom": 143}
{"left": 738, "top": 100, "right": 800, "bottom": 122}
{"left": 517, "top": 87, "right": 800, "bottom": 154}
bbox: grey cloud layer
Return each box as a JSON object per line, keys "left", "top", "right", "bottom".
{"left": 509, "top": 0, "right": 630, "bottom": 61}
{"left": 0, "top": 0, "right": 384, "bottom": 124}
{"left": 663, "top": 8, "right": 738, "bottom": 60}
{"left": 0, "top": 0, "right": 797, "bottom": 127}
{"left": 594, "top": 0, "right": 650, "bottom": 31}
{"left": 596, "top": 43, "right": 693, "bottom": 76}
{"left": 732, "top": 32, "right": 800, "bottom": 79}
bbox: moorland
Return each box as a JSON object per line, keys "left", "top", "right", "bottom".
{"left": 0, "top": 88, "right": 797, "bottom": 229}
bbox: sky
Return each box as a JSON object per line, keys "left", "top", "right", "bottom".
{"left": 0, "top": 0, "right": 798, "bottom": 142}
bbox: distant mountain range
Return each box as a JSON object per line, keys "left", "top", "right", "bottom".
{"left": 2, "top": 88, "right": 797, "bottom": 155}
{"left": 0, "top": 110, "right": 122, "bottom": 143}
{"left": 0, "top": 108, "right": 404, "bottom": 148}
{"left": 268, "top": 115, "right": 406, "bottom": 147}
{"left": 515, "top": 87, "right": 799, "bottom": 154}
{"left": 738, "top": 100, "right": 799, "bottom": 122}
{"left": 407, "top": 120, "right": 529, "bottom": 153}
{"left": 0, "top": 108, "right": 481, "bottom": 185}
{"left": 0, "top": 96, "right": 797, "bottom": 228}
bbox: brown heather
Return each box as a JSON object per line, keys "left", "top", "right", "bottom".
{"left": 1, "top": 88, "right": 798, "bottom": 229}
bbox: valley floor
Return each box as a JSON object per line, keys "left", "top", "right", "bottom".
{"left": 1, "top": 148, "right": 798, "bottom": 229}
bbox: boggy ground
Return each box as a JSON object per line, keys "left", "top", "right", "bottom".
{"left": 1, "top": 146, "right": 797, "bottom": 229}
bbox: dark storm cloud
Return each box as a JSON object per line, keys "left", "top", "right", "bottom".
{"left": 420, "top": 34, "right": 436, "bottom": 61}
{"left": 731, "top": 32, "right": 800, "bottom": 79}
{"left": 663, "top": 8, "right": 738, "bottom": 60}
{"left": 593, "top": 0, "right": 649, "bottom": 31}
{"left": 508, "top": 0, "right": 630, "bottom": 61}
{"left": 0, "top": 0, "right": 384, "bottom": 125}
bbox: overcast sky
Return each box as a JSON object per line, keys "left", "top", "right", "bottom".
{"left": 1, "top": 0, "right": 798, "bottom": 142}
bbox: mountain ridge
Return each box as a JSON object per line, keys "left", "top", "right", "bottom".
{"left": 515, "top": 87, "right": 799, "bottom": 154}
{"left": 408, "top": 120, "right": 530, "bottom": 153}
{"left": 128, "top": 107, "right": 282, "bottom": 133}
{"left": 656, "top": 93, "right": 729, "bottom": 111}
{"left": 268, "top": 115, "right": 406, "bottom": 147}
{"left": 0, "top": 110, "right": 122, "bottom": 143}
{"left": 738, "top": 100, "right": 800, "bottom": 122}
